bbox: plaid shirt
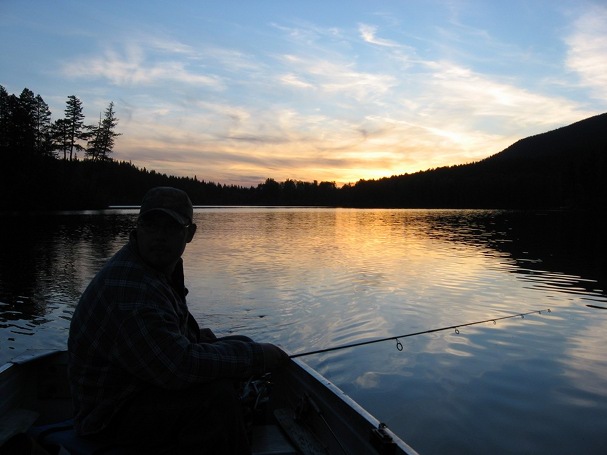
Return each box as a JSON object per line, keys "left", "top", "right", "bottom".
{"left": 68, "top": 234, "right": 265, "bottom": 436}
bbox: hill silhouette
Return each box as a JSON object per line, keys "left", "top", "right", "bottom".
{"left": 342, "top": 112, "right": 607, "bottom": 209}
{"left": 1, "top": 112, "right": 605, "bottom": 210}
{"left": 485, "top": 112, "right": 607, "bottom": 163}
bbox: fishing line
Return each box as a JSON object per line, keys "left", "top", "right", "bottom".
{"left": 289, "top": 308, "right": 551, "bottom": 359}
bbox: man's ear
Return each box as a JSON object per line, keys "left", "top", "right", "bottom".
{"left": 186, "top": 224, "right": 197, "bottom": 243}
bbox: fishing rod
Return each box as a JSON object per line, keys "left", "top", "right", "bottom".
{"left": 289, "top": 308, "right": 551, "bottom": 359}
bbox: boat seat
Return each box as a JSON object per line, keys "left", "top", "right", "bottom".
{"left": 28, "top": 419, "right": 130, "bottom": 455}
{"left": 250, "top": 424, "right": 298, "bottom": 455}
{"left": 28, "top": 420, "right": 297, "bottom": 455}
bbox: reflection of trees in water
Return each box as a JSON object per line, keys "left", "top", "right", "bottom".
{"left": 423, "top": 210, "right": 607, "bottom": 297}
{"left": 0, "top": 212, "right": 136, "bottom": 322}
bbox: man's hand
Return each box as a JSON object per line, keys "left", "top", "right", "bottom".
{"left": 199, "top": 328, "right": 217, "bottom": 341}
{"left": 260, "top": 343, "right": 289, "bottom": 371}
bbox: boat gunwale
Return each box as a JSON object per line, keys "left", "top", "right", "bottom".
{"left": 287, "top": 356, "right": 417, "bottom": 454}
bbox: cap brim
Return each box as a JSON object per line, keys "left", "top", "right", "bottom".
{"left": 139, "top": 208, "right": 189, "bottom": 226}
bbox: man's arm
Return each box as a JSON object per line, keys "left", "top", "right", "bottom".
{"left": 113, "top": 304, "right": 266, "bottom": 389}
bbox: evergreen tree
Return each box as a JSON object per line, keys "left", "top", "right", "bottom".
{"left": 4, "top": 95, "right": 20, "bottom": 157}
{"left": 51, "top": 118, "right": 71, "bottom": 160}
{"left": 0, "top": 85, "right": 9, "bottom": 152}
{"left": 34, "top": 94, "right": 53, "bottom": 157}
{"left": 86, "top": 101, "right": 120, "bottom": 161}
{"left": 64, "top": 95, "right": 86, "bottom": 161}
{"left": 86, "top": 113, "right": 103, "bottom": 161}
{"left": 15, "top": 88, "right": 38, "bottom": 155}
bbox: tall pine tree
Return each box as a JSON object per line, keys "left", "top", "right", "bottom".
{"left": 34, "top": 94, "right": 53, "bottom": 157}
{"left": 0, "top": 85, "right": 10, "bottom": 152}
{"left": 86, "top": 101, "right": 120, "bottom": 161}
{"left": 15, "top": 88, "right": 38, "bottom": 156}
{"left": 64, "top": 95, "right": 85, "bottom": 161}
{"left": 51, "top": 118, "right": 71, "bottom": 160}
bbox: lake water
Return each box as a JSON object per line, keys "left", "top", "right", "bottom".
{"left": 1, "top": 208, "right": 606, "bottom": 454}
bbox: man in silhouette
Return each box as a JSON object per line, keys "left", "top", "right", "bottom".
{"left": 68, "top": 186, "right": 287, "bottom": 454}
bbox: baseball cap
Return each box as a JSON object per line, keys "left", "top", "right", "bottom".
{"left": 138, "top": 187, "right": 193, "bottom": 226}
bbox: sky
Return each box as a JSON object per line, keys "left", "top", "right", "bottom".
{"left": 1, "top": 1, "right": 606, "bottom": 187}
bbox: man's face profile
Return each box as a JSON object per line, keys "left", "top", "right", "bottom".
{"left": 136, "top": 211, "right": 196, "bottom": 272}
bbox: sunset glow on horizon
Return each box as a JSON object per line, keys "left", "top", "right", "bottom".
{"left": 1, "top": 1, "right": 606, "bottom": 187}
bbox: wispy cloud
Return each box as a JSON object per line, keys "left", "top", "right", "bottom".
{"left": 358, "top": 23, "right": 399, "bottom": 47}
{"left": 279, "top": 73, "right": 315, "bottom": 89}
{"left": 565, "top": 5, "right": 607, "bottom": 101}
{"left": 63, "top": 40, "right": 224, "bottom": 89}
{"left": 277, "top": 54, "right": 397, "bottom": 102}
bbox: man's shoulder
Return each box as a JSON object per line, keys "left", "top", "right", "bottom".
{"left": 83, "top": 243, "right": 146, "bottom": 292}
{"left": 100, "top": 242, "right": 143, "bottom": 274}
{"left": 96, "top": 243, "right": 171, "bottom": 293}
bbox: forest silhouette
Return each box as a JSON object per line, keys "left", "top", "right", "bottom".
{"left": 1, "top": 85, "right": 605, "bottom": 211}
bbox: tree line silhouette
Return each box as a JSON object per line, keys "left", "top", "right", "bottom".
{"left": 1, "top": 85, "right": 605, "bottom": 211}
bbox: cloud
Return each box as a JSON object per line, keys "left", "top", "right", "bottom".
{"left": 63, "top": 40, "right": 224, "bottom": 89}
{"left": 358, "top": 23, "right": 399, "bottom": 47}
{"left": 565, "top": 5, "right": 607, "bottom": 101}
{"left": 280, "top": 73, "right": 315, "bottom": 89}
{"left": 277, "top": 54, "right": 397, "bottom": 102}
{"left": 422, "top": 61, "right": 587, "bottom": 123}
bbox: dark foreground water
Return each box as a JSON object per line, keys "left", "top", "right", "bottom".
{"left": 1, "top": 208, "right": 606, "bottom": 454}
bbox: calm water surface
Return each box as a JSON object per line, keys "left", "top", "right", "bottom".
{"left": 1, "top": 208, "right": 606, "bottom": 454}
